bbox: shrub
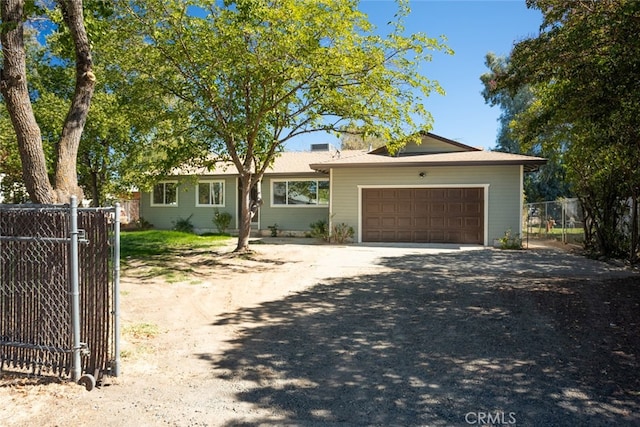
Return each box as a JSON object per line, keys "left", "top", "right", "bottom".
{"left": 213, "top": 209, "right": 232, "bottom": 234}
{"left": 331, "top": 223, "right": 355, "bottom": 244}
{"left": 267, "top": 224, "right": 279, "bottom": 237}
{"left": 172, "top": 214, "right": 194, "bottom": 233}
{"left": 133, "top": 217, "right": 153, "bottom": 230}
{"left": 309, "top": 219, "right": 330, "bottom": 241}
{"left": 499, "top": 228, "right": 522, "bottom": 250}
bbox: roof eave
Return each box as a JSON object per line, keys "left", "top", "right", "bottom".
{"left": 310, "top": 159, "right": 548, "bottom": 173}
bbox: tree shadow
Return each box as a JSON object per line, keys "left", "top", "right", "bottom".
{"left": 123, "top": 248, "right": 290, "bottom": 281}
{"left": 202, "top": 249, "right": 640, "bottom": 426}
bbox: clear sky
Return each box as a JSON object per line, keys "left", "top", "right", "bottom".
{"left": 285, "top": 0, "right": 543, "bottom": 152}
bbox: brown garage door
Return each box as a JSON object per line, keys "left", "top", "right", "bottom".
{"left": 362, "top": 188, "right": 484, "bottom": 244}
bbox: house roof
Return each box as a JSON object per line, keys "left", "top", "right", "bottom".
{"left": 310, "top": 132, "right": 546, "bottom": 173}
{"left": 309, "top": 149, "right": 547, "bottom": 173}
{"left": 175, "top": 149, "right": 364, "bottom": 176}
{"left": 173, "top": 132, "right": 546, "bottom": 177}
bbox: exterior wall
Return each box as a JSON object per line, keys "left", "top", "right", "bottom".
{"left": 140, "top": 174, "right": 329, "bottom": 234}
{"left": 329, "top": 165, "right": 523, "bottom": 245}
{"left": 261, "top": 175, "right": 329, "bottom": 233}
{"left": 403, "top": 137, "right": 468, "bottom": 154}
{"left": 140, "top": 176, "right": 237, "bottom": 233}
{"left": 140, "top": 166, "right": 523, "bottom": 242}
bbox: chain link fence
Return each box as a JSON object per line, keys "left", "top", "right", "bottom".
{"left": 523, "top": 198, "right": 584, "bottom": 245}
{"left": 0, "top": 199, "right": 120, "bottom": 388}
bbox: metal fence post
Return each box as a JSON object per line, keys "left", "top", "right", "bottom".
{"left": 69, "top": 196, "right": 82, "bottom": 381}
{"left": 113, "top": 203, "right": 121, "bottom": 377}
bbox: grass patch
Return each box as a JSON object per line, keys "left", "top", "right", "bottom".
{"left": 121, "top": 230, "right": 233, "bottom": 260}
{"left": 122, "top": 322, "right": 160, "bottom": 340}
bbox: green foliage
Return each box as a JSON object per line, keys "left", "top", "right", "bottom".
{"left": 132, "top": 217, "right": 153, "bottom": 230}
{"left": 309, "top": 218, "right": 353, "bottom": 243}
{"left": 340, "top": 125, "right": 385, "bottom": 151}
{"left": 213, "top": 210, "right": 232, "bottom": 234}
{"left": 309, "top": 219, "right": 330, "bottom": 242}
{"left": 111, "top": 0, "right": 451, "bottom": 249}
{"left": 0, "top": 3, "right": 153, "bottom": 205}
{"left": 498, "top": 229, "right": 522, "bottom": 250}
{"left": 0, "top": 115, "right": 28, "bottom": 203}
{"left": 267, "top": 224, "right": 279, "bottom": 237}
{"left": 172, "top": 214, "right": 195, "bottom": 233}
{"left": 331, "top": 223, "right": 355, "bottom": 244}
{"left": 492, "top": 0, "right": 640, "bottom": 261}
{"left": 120, "top": 230, "right": 232, "bottom": 259}
{"left": 480, "top": 53, "right": 572, "bottom": 202}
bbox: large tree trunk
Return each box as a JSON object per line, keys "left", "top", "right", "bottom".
{"left": 0, "top": 0, "right": 94, "bottom": 204}
{"left": 54, "top": 0, "right": 95, "bottom": 203}
{"left": 0, "top": 0, "right": 55, "bottom": 204}
{"left": 235, "top": 173, "right": 253, "bottom": 252}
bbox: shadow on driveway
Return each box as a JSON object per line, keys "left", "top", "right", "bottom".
{"left": 203, "top": 249, "right": 640, "bottom": 426}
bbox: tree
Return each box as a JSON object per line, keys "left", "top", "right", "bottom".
{"left": 114, "top": 0, "right": 451, "bottom": 252}
{"left": 480, "top": 52, "right": 571, "bottom": 202}
{"left": 492, "top": 0, "right": 640, "bottom": 260}
{"left": 0, "top": 114, "right": 29, "bottom": 202}
{"left": 340, "top": 126, "right": 385, "bottom": 151}
{"left": 0, "top": 0, "right": 95, "bottom": 204}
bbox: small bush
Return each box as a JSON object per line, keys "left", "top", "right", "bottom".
{"left": 133, "top": 217, "right": 153, "bottom": 230}
{"left": 213, "top": 209, "right": 232, "bottom": 234}
{"left": 499, "top": 228, "right": 522, "bottom": 250}
{"left": 267, "top": 224, "right": 279, "bottom": 237}
{"left": 172, "top": 214, "right": 194, "bottom": 233}
{"left": 309, "top": 219, "right": 330, "bottom": 241}
{"left": 331, "top": 223, "right": 355, "bottom": 244}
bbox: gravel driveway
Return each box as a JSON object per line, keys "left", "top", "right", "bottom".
{"left": 1, "top": 240, "right": 639, "bottom": 426}
{"left": 209, "top": 242, "right": 640, "bottom": 426}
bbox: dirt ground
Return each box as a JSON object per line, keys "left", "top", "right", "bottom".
{"left": 1, "top": 238, "right": 639, "bottom": 426}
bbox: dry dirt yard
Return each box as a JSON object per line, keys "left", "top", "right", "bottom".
{"left": 1, "top": 238, "right": 639, "bottom": 426}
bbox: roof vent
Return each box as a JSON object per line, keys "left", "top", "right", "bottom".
{"left": 310, "top": 143, "right": 332, "bottom": 151}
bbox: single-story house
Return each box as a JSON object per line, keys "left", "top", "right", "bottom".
{"left": 140, "top": 132, "right": 546, "bottom": 245}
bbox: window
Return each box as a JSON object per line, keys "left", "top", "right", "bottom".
{"left": 196, "top": 181, "right": 224, "bottom": 206}
{"left": 152, "top": 182, "right": 178, "bottom": 206}
{"left": 272, "top": 180, "right": 329, "bottom": 206}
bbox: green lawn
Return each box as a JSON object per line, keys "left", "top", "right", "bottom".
{"left": 120, "top": 230, "right": 234, "bottom": 260}
{"left": 524, "top": 226, "right": 584, "bottom": 244}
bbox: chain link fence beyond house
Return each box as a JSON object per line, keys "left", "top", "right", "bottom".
{"left": 524, "top": 198, "right": 584, "bottom": 246}
{"left": 0, "top": 199, "right": 120, "bottom": 388}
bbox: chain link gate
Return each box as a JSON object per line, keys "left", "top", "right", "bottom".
{"left": 0, "top": 197, "right": 120, "bottom": 390}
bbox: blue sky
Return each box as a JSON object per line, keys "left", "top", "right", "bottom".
{"left": 285, "top": 0, "right": 543, "bottom": 151}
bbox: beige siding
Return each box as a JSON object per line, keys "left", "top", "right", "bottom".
{"left": 330, "top": 165, "right": 522, "bottom": 244}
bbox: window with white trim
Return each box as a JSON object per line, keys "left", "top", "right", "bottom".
{"left": 272, "top": 179, "right": 329, "bottom": 206}
{"left": 152, "top": 181, "right": 178, "bottom": 206}
{"left": 196, "top": 180, "right": 224, "bottom": 206}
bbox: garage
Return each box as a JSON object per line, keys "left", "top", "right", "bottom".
{"left": 362, "top": 187, "right": 484, "bottom": 244}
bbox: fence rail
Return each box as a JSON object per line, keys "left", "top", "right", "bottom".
{"left": 524, "top": 198, "right": 584, "bottom": 245}
{"left": 0, "top": 199, "right": 119, "bottom": 387}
